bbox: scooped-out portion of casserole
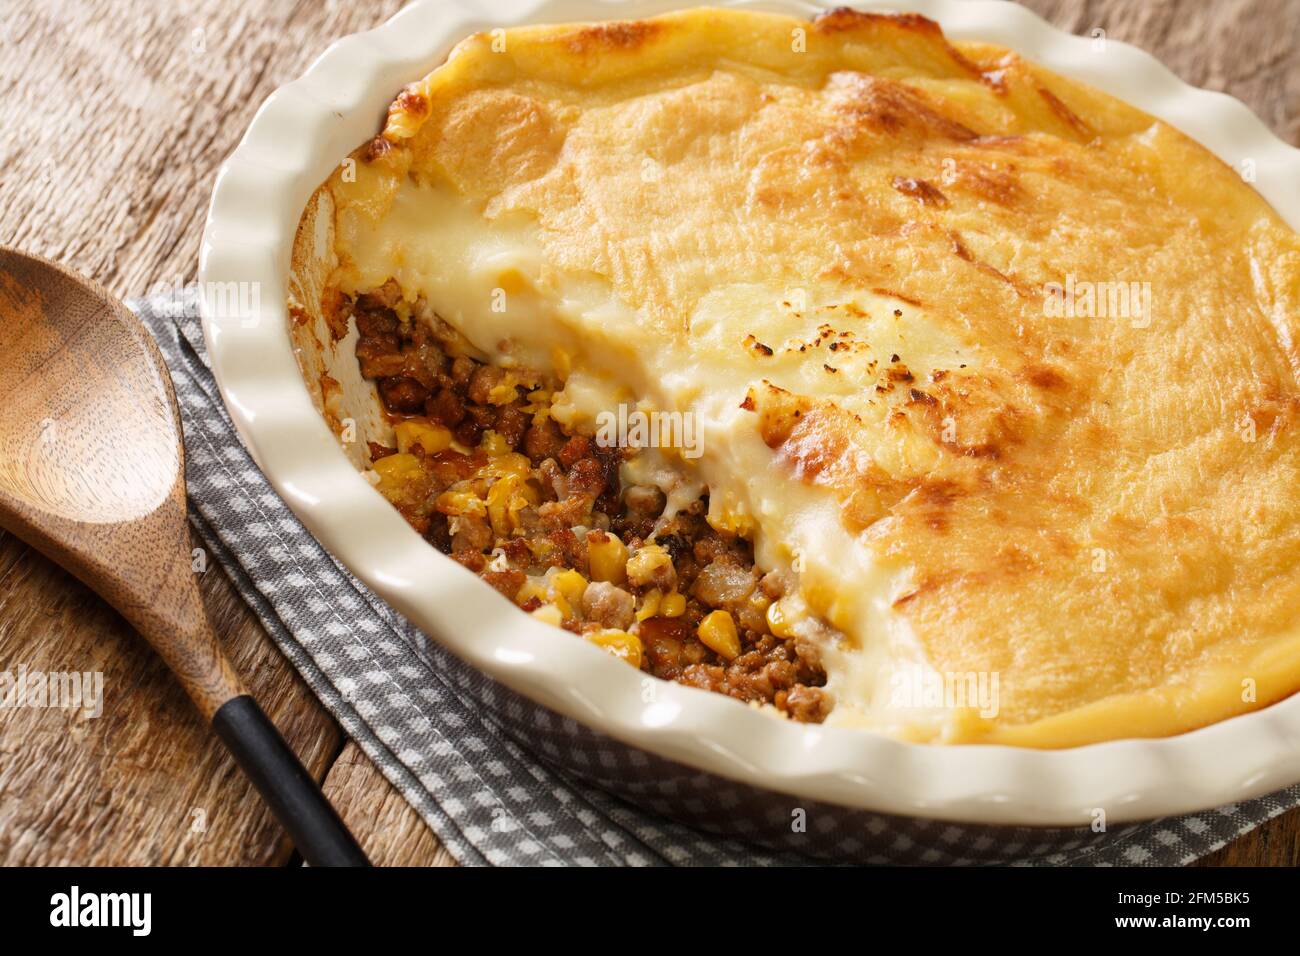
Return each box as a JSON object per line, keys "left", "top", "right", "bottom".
{"left": 291, "top": 7, "right": 1300, "bottom": 746}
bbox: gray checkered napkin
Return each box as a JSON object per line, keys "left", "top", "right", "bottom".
{"left": 130, "top": 290, "right": 1300, "bottom": 866}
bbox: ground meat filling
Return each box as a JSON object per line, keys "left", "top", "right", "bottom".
{"left": 344, "top": 283, "right": 830, "bottom": 723}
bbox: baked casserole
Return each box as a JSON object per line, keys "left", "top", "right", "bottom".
{"left": 290, "top": 7, "right": 1300, "bottom": 747}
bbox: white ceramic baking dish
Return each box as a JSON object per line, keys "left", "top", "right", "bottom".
{"left": 199, "top": 0, "right": 1300, "bottom": 835}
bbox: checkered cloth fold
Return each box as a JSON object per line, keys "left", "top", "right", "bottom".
{"left": 130, "top": 289, "right": 1300, "bottom": 866}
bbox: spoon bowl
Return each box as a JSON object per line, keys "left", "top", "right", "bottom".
{"left": 0, "top": 259, "right": 179, "bottom": 524}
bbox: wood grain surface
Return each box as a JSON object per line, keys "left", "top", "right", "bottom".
{"left": 0, "top": 250, "right": 250, "bottom": 726}
{"left": 0, "top": 0, "right": 1296, "bottom": 867}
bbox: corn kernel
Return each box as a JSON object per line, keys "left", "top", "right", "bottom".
{"left": 479, "top": 430, "right": 512, "bottom": 457}
{"left": 552, "top": 593, "right": 574, "bottom": 620}
{"left": 515, "top": 578, "right": 546, "bottom": 606}
{"left": 522, "top": 388, "right": 552, "bottom": 421}
{"left": 531, "top": 604, "right": 564, "bottom": 627}
{"left": 486, "top": 473, "right": 526, "bottom": 536}
{"left": 488, "top": 383, "right": 518, "bottom": 405}
{"left": 766, "top": 599, "right": 798, "bottom": 638}
{"left": 393, "top": 420, "right": 452, "bottom": 455}
{"left": 551, "top": 569, "right": 588, "bottom": 607}
{"left": 587, "top": 532, "right": 629, "bottom": 585}
{"left": 372, "top": 452, "right": 423, "bottom": 482}
{"left": 659, "top": 591, "right": 686, "bottom": 617}
{"left": 586, "top": 629, "right": 643, "bottom": 669}
{"left": 626, "top": 543, "right": 675, "bottom": 589}
{"left": 698, "top": 610, "right": 741, "bottom": 660}
{"left": 636, "top": 588, "right": 663, "bottom": 622}
{"left": 484, "top": 452, "right": 532, "bottom": 481}
{"left": 742, "top": 590, "right": 772, "bottom": 631}
{"left": 711, "top": 509, "right": 757, "bottom": 538}
{"left": 434, "top": 489, "right": 486, "bottom": 518}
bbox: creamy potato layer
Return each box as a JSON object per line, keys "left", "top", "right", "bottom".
{"left": 317, "top": 8, "right": 1300, "bottom": 745}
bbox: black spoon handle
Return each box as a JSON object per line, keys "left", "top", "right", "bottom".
{"left": 212, "top": 695, "right": 371, "bottom": 867}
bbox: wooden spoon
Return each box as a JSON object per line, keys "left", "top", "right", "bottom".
{"left": 0, "top": 248, "right": 369, "bottom": 866}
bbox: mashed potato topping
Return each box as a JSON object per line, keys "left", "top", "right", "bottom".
{"left": 315, "top": 8, "right": 1300, "bottom": 745}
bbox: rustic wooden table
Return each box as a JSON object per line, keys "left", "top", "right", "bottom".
{"left": 0, "top": 0, "right": 1296, "bottom": 867}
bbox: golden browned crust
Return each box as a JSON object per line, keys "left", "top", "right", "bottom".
{"left": 315, "top": 7, "right": 1300, "bottom": 746}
